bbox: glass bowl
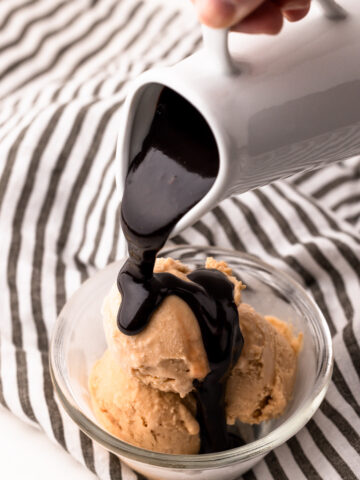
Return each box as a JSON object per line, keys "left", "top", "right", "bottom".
{"left": 50, "top": 246, "right": 333, "bottom": 480}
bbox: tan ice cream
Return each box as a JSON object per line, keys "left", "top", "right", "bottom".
{"left": 90, "top": 257, "right": 302, "bottom": 454}
{"left": 89, "top": 349, "right": 200, "bottom": 454}
{"left": 103, "top": 257, "right": 244, "bottom": 398}
{"left": 102, "top": 258, "right": 210, "bottom": 398}
{"left": 226, "top": 304, "right": 302, "bottom": 425}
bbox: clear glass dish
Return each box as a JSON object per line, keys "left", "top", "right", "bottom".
{"left": 50, "top": 246, "right": 333, "bottom": 480}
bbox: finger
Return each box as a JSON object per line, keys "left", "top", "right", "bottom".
{"left": 232, "top": 0, "right": 283, "bottom": 34}
{"left": 272, "top": 0, "right": 311, "bottom": 21}
{"left": 192, "top": 0, "right": 264, "bottom": 29}
{"left": 273, "top": 0, "right": 311, "bottom": 9}
{"left": 283, "top": 5, "right": 310, "bottom": 22}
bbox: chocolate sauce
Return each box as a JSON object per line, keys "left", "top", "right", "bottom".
{"left": 118, "top": 88, "right": 243, "bottom": 453}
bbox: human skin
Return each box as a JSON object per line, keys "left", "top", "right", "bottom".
{"left": 191, "top": 0, "right": 312, "bottom": 35}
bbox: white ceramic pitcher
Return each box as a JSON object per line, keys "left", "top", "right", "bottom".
{"left": 116, "top": 0, "right": 360, "bottom": 237}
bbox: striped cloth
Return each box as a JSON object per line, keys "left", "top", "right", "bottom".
{"left": 0, "top": 0, "right": 359, "bottom": 479}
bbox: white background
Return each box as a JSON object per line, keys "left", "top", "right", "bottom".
{"left": 0, "top": 406, "right": 96, "bottom": 479}
{"left": 0, "top": 2, "right": 324, "bottom": 479}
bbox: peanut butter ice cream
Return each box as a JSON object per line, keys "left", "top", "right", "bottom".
{"left": 102, "top": 260, "right": 209, "bottom": 398}
{"left": 89, "top": 257, "right": 302, "bottom": 454}
{"left": 102, "top": 257, "right": 244, "bottom": 398}
{"left": 89, "top": 349, "right": 200, "bottom": 454}
{"left": 226, "top": 304, "right": 302, "bottom": 425}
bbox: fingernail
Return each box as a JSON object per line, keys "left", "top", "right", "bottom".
{"left": 283, "top": 1, "right": 308, "bottom": 10}
{"left": 196, "top": 0, "right": 238, "bottom": 27}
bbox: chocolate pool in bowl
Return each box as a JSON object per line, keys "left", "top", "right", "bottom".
{"left": 50, "top": 246, "right": 333, "bottom": 480}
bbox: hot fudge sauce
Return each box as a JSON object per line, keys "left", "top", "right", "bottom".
{"left": 117, "top": 88, "right": 243, "bottom": 453}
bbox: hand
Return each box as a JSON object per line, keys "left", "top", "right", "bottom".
{"left": 191, "top": 0, "right": 311, "bottom": 34}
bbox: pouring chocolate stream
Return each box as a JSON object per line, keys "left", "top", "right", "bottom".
{"left": 117, "top": 87, "right": 243, "bottom": 453}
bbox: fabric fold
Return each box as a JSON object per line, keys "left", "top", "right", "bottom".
{"left": 0, "top": 1, "right": 359, "bottom": 479}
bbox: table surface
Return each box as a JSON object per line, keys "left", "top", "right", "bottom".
{"left": 0, "top": 406, "right": 96, "bottom": 479}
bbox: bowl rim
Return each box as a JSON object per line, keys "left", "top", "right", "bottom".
{"left": 50, "top": 246, "right": 333, "bottom": 469}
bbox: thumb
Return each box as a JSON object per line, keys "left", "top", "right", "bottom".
{"left": 192, "top": 0, "right": 264, "bottom": 29}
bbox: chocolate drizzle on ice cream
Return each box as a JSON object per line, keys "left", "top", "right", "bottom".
{"left": 117, "top": 88, "right": 244, "bottom": 453}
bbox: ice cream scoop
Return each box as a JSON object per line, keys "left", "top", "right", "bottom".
{"left": 89, "top": 349, "right": 200, "bottom": 454}
{"left": 103, "top": 257, "right": 245, "bottom": 398}
{"left": 103, "top": 258, "right": 209, "bottom": 398}
{"left": 90, "top": 257, "right": 302, "bottom": 454}
{"left": 226, "top": 304, "right": 302, "bottom": 425}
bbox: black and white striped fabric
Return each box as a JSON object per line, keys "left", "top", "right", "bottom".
{"left": 0, "top": 1, "right": 359, "bottom": 479}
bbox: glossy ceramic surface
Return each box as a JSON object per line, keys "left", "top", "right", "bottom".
{"left": 116, "top": 0, "right": 360, "bottom": 238}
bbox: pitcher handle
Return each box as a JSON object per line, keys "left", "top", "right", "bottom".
{"left": 201, "top": 26, "right": 236, "bottom": 75}
{"left": 317, "top": 0, "right": 347, "bottom": 19}
{"left": 202, "top": 0, "right": 346, "bottom": 76}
